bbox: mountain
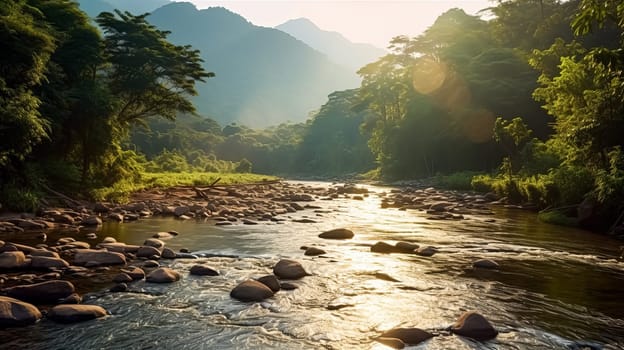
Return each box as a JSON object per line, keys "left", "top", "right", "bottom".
{"left": 276, "top": 18, "right": 386, "bottom": 73}
{"left": 78, "top": 0, "right": 171, "bottom": 17}
{"left": 144, "top": 3, "right": 359, "bottom": 127}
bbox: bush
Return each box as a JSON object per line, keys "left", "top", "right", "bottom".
{"left": 235, "top": 158, "right": 253, "bottom": 173}
{"left": 0, "top": 185, "right": 42, "bottom": 212}
{"left": 435, "top": 171, "right": 481, "bottom": 190}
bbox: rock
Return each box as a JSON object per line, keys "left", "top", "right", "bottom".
{"left": 472, "top": 259, "right": 499, "bottom": 269}
{"left": 48, "top": 304, "right": 107, "bottom": 323}
{"left": 189, "top": 265, "right": 219, "bottom": 276}
{"left": 318, "top": 228, "right": 354, "bottom": 239}
{"left": 415, "top": 246, "right": 438, "bottom": 257}
{"left": 376, "top": 337, "right": 405, "bottom": 349}
{"left": 395, "top": 242, "right": 419, "bottom": 253}
{"left": 380, "top": 328, "right": 434, "bottom": 345}
{"left": 230, "top": 280, "right": 274, "bottom": 302}
{"left": 73, "top": 249, "right": 126, "bottom": 266}
{"left": 110, "top": 283, "right": 128, "bottom": 293}
{"left": 136, "top": 246, "right": 161, "bottom": 258}
{"left": 101, "top": 237, "right": 117, "bottom": 243}
{"left": 280, "top": 282, "right": 298, "bottom": 290}
{"left": 97, "top": 243, "right": 140, "bottom": 254}
{"left": 153, "top": 232, "right": 174, "bottom": 239}
{"left": 143, "top": 260, "right": 160, "bottom": 268}
{"left": 142, "top": 238, "right": 165, "bottom": 250}
{"left": 30, "top": 249, "right": 59, "bottom": 258}
{"left": 304, "top": 247, "right": 326, "bottom": 256}
{"left": 257, "top": 275, "right": 280, "bottom": 292}
{"left": 59, "top": 293, "right": 82, "bottom": 304}
{"left": 174, "top": 206, "right": 190, "bottom": 217}
{"left": 451, "top": 311, "right": 498, "bottom": 341}
{"left": 371, "top": 241, "right": 402, "bottom": 254}
{"left": 0, "top": 296, "right": 42, "bottom": 327}
{"left": 120, "top": 266, "right": 145, "bottom": 280}
{"left": 273, "top": 259, "right": 308, "bottom": 279}
{"left": 108, "top": 213, "right": 124, "bottom": 222}
{"left": 81, "top": 215, "right": 102, "bottom": 226}
{"left": 30, "top": 256, "right": 69, "bottom": 269}
{"left": 113, "top": 273, "right": 133, "bottom": 283}
{"left": 146, "top": 267, "right": 180, "bottom": 283}
{"left": 0, "top": 251, "right": 27, "bottom": 269}
{"left": 5, "top": 280, "right": 75, "bottom": 303}
{"left": 85, "top": 233, "right": 97, "bottom": 240}
{"left": 161, "top": 248, "right": 177, "bottom": 259}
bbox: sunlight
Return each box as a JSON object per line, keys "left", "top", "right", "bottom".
{"left": 412, "top": 58, "right": 447, "bottom": 95}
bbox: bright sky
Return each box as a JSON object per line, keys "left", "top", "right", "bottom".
{"left": 180, "top": 0, "right": 493, "bottom": 48}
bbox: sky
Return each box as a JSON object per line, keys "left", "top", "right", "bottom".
{"left": 179, "top": 0, "right": 493, "bottom": 48}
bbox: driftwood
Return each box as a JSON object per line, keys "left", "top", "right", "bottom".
{"left": 41, "top": 184, "right": 82, "bottom": 207}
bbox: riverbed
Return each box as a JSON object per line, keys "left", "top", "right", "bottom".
{"left": 1, "top": 182, "right": 623, "bottom": 349}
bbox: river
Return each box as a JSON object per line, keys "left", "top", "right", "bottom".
{"left": 1, "top": 182, "right": 623, "bottom": 349}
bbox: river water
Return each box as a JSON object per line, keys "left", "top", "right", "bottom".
{"left": 2, "top": 182, "right": 624, "bottom": 349}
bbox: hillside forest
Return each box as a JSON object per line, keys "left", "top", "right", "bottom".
{"left": 1, "top": 0, "right": 624, "bottom": 233}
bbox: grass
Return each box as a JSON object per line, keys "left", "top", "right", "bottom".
{"left": 538, "top": 210, "right": 579, "bottom": 227}
{"left": 434, "top": 171, "right": 483, "bottom": 191}
{"left": 90, "top": 171, "right": 279, "bottom": 203}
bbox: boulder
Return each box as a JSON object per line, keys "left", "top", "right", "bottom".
{"left": 153, "top": 232, "right": 174, "bottom": 239}
{"left": 5, "top": 280, "right": 75, "bottom": 303}
{"left": 73, "top": 249, "right": 126, "bottom": 266}
{"left": 380, "top": 328, "right": 434, "bottom": 345}
{"left": 120, "top": 266, "right": 145, "bottom": 280}
{"left": 136, "top": 246, "right": 161, "bottom": 258}
{"left": 142, "top": 238, "right": 165, "bottom": 250}
{"left": 230, "top": 280, "right": 274, "bottom": 302}
{"left": 318, "top": 228, "right": 354, "bottom": 239}
{"left": 0, "top": 296, "right": 42, "bottom": 327}
{"left": 48, "top": 304, "right": 107, "bottom": 323}
{"left": 395, "top": 242, "right": 419, "bottom": 253}
{"left": 0, "top": 251, "right": 27, "bottom": 269}
{"left": 256, "top": 275, "right": 280, "bottom": 292}
{"left": 415, "top": 246, "right": 438, "bottom": 257}
{"left": 450, "top": 311, "right": 498, "bottom": 341}
{"left": 110, "top": 283, "right": 128, "bottom": 293}
{"left": 146, "top": 267, "right": 180, "bottom": 283}
{"left": 189, "top": 265, "right": 219, "bottom": 276}
{"left": 97, "top": 243, "right": 140, "bottom": 254}
{"left": 113, "top": 273, "right": 133, "bottom": 283}
{"left": 59, "top": 293, "right": 82, "bottom": 304}
{"left": 273, "top": 259, "right": 308, "bottom": 279}
{"left": 371, "top": 242, "right": 401, "bottom": 254}
{"left": 81, "top": 215, "right": 102, "bottom": 226}
{"left": 30, "top": 249, "right": 60, "bottom": 258}
{"left": 174, "top": 206, "right": 190, "bottom": 217}
{"left": 376, "top": 337, "right": 405, "bottom": 349}
{"left": 472, "top": 259, "right": 499, "bottom": 269}
{"left": 304, "top": 247, "right": 326, "bottom": 256}
{"left": 161, "top": 248, "right": 177, "bottom": 259}
{"left": 30, "top": 256, "right": 69, "bottom": 269}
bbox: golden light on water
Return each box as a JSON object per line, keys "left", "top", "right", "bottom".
{"left": 412, "top": 58, "right": 447, "bottom": 95}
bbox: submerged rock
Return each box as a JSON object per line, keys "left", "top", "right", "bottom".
{"left": 189, "top": 265, "right": 219, "bottom": 276}
{"left": 0, "top": 296, "right": 42, "bottom": 327}
{"left": 472, "top": 259, "right": 499, "bottom": 269}
{"left": 304, "top": 247, "right": 326, "bottom": 256}
{"left": 376, "top": 337, "right": 405, "bottom": 349}
{"left": 273, "top": 259, "right": 308, "bottom": 279}
{"left": 318, "top": 228, "right": 354, "bottom": 239}
{"left": 415, "top": 246, "right": 438, "bottom": 257}
{"left": 73, "top": 249, "right": 126, "bottom": 266}
{"left": 48, "top": 304, "right": 107, "bottom": 323}
{"left": 371, "top": 242, "right": 400, "bottom": 254}
{"left": 230, "top": 280, "right": 274, "bottom": 302}
{"left": 379, "top": 328, "right": 434, "bottom": 345}
{"left": 146, "top": 267, "right": 180, "bottom": 283}
{"left": 451, "top": 311, "right": 498, "bottom": 341}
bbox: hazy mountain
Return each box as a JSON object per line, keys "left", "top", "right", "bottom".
{"left": 145, "top": 3, "right": 360, "bottom": 126}
{"left": 276, "top": 18, "right": 386, "bottom": 73}
{"left": 78, "top": 0, "right": 171, "bottom": 17}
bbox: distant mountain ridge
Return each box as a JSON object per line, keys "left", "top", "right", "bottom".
{"left": 78, "top": 1, "right": 360, "bottom": 127}
{"left": 78, "top": 0, "right": 171, "bottom": 17}
{"left": 276, "top": 18, "right": 386, "bottom": 73}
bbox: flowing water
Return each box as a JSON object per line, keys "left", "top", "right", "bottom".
{"left": 2, "top": 182, "right": 624, "bottom": 349}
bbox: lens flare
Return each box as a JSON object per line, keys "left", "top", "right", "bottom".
{"left": 460, "top": 109, "right": 495, "bottom": 143}
{"left": 412, "top": 58, "right": 447, "bottom": 95}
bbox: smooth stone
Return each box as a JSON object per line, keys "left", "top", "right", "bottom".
{"left": 256, "top": 275, "right": 280, "bottom": 292}
{"left": 143, "top": 260, "right": 160, "bottom": 268}
{"left": 5, "top": 280, "right": 75, "bottom": 303}
{"left": 142, "top": 238, "right": 165, "bottom": 250}
{"left": 59, "top": 293, "right": 82, "bottom": 304}
{"left": 161, "top": 248, "right": 177, "bottom": 259}
{"left": 137, "top": 246, "right": 161, "bottom": 258}
{"left": 371, "top": 242, "right": 401, "bottom": 254}
{"left": 81, "top": 216, "right": 102, "bottom": 226}
{"left": 230, "top": 280, "right": 274, "bottom": 302}
{"left": 473, "top": 259, "right": 500, "bottom": 269}
{"left": 85, "top": 233, "right": 97, "bottom": 240}
{"left": 376, "top": 337, "right": 405, "bottom": 349}
{"left": 451, "top": 311, "right": 498, "bottom": 341}
{"left": 380, "top": 328, "right": 434, "bottom": 345}
{"left": 0, "top": 251, "right": 27, "bottom": 269}
{"left": 318, "top": 228, "right": 354, "bottom": 239}
{"left": 415, "top": 246, "right": 438, "bottom": 257}
{"left": 109, "top": 283, "right": 128, "bottom": 292}
{"left": 189, "top": 265, "right": 219, "bottom": 276}
{"left": 395, "top": 241, "right": 419, "bottom": 253}
{"left": 279, "top": 282, "right": 298, "bottom": 290}
{"left": 0, "top": 296, "right": 42, "bottom": 327}
{"left": 120, "top": 267, "right": 145, "bottom": 280}
{"left": 112, "top": 273, "right": 133, "bottom": 283}
{"left": 304, "top": 247, "right": 326, "bottom": 256}
{"left": 273, "top": 259, "right": 308, "bottom": 280}
{"left": 101, "top": 237, "right": 117, "bottom": 243}
{"left": 73, "top": 249, "right": 126, "bottom": 266}
{"left": 48, "top": 304, "right": 107, "bottom": 323}
{"left": 146, "top": 267, "right": 180, "bottom": 283}
{"left": 152, "top": 232, "right": 173, "bottom": 239}
{"left": 29, "top": 249, "right": 60, "bottom": 258}
{"left": 30, "top": 256, "right": 69, "bottom": 269}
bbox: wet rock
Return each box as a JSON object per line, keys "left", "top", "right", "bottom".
{"left": 472, "top": 259, "right": 499, "bottom": 269}
{"left": 230, "top": 280, "right": 274, "bottom": 302}
{"left": 451, "top": 311, "right": 498, "bottom": 341}
{"left": 304, "top": 247, "right": 326, "bottom": 256}
{"left": 97, "top": 243, "right": 140, "bottom": 254}
{"left": 0, "top": 251, "right": 27, "bottom": 269}
{"left": 30, "top": 256, "right": 69, "bottom": 269}
{"left": 395, "top": 242, "right": 419, "bottom": 253}
{"left": 256, "top": 275, "right": 280, "bottom": 292}
{"left": 273, "top": 259, "right": 308, "bottom": 280}
{"left": 174, "top": 206, "right": 189, "bottom": 217}
{"left": 81, "top": 215, "right": 102, "bottom": 226}
{"left": 376, "top": 337, "right": 405, "bottom": 349}
{"left": 5, "top": 280, "right": 75, "bottom": 303}
{"left": 110, "top": 283, "right": 128, "bottom": 293}
{"left": 153, "top": 232, "right": 174, "bottom": 239}
{"left": 137, "top": 246, "right": 161, "bottom": 258}
{"left": 143, "top": 260, "right": 160, "bottom": 268}
{"left": 161, "top": 248, "right": 177, "bottom": 259}
{"left": 175, "top": 253, "right": 198, "bottom": 259}
{"left": 380, "top": 328, "right": 434, "bottom": 345}
{"left": 142, "top": 238, "right": 165, "bottom": 250}
{"left": 371, "top": 242, "right": 400, "bottom": 254}
{"left": 48, "top": 304, "right": 107, "bottom": 323}
{"left": 30, "top": 249, "right": 59, "bottom": 258}
{"left": 120, "top": 266, "right": 145, "bottom": 280}
{"left": 113, "top": 273, "right": 133, "bottom": 283}
{"left": 0, "top": 296, "right": 42, "bottom": 327}
{"left": 59, "top": 293, "right": 82, "bottom": 304}
{"left": 146, "top": 267, "right": 180, "bottom": 283}
{"left": 415, "top": 246, "right": 438, "bottom": 257}
{"left": 85, "top": 233, "right": 97, "bottom": 240}
{"left": 101, "top": 237, "right": 117, "bottom": 244}
{"left": 189, "top": 265, "right": 218, "bottom": 276}
{"left": 73, "top": 249, "right": 126, "bottom": 266}
{"left": 108, "top": 213, "right": 124, "bottom": 222}
{"left": 318, "top": 228, "right": 354, "bottom": 239}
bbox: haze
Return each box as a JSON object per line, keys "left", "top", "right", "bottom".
{"left": 179, "top": 0, "right": 492, "bottom": 48}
